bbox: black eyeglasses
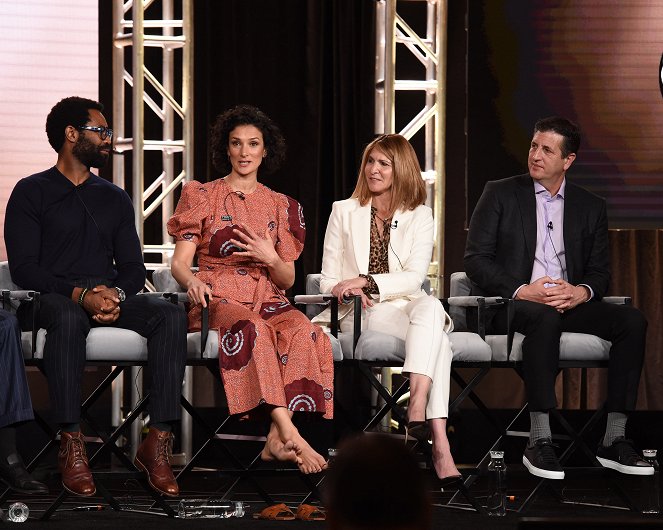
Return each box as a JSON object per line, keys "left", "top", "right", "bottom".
{"left": 78, "top": 125, "right": 113, "bottom": 141}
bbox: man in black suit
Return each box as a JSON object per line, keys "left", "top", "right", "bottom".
{"left": 464, "top": 116, "right": 650, "bottom": 480}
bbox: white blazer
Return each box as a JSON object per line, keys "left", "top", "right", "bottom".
{"left": 314, "top": 198, "right": 448, "bottom": 328}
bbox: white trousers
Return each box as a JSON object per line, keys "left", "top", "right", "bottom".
{"left": 341, "top": 295, "right": 453, "bottom": 419}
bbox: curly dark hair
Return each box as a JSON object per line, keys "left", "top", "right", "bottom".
{"left": 210, "top": 104, "right": 286, "bottom": 176}
{"left": 46, "top": 96, "right": 104, "bottom": 152}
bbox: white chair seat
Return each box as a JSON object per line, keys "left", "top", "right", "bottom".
{"left": 487, "top": 332, "right": 611, "bottom": 362}
{"left": 339, "top": 330, "right": 405, "bottom": 362}
{"left": 22, "top": 328, "right": 149, "bottom": 362}
{"left": 332, "top": 329, "right": 492, "bottom": 363}
{"left": 450, "top": 331, "right": 493, "bottom": 362}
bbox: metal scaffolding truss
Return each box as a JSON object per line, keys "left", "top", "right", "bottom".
{"left": 112, "top": 0, "right": 193, "bottom": 275}
{"left": 375, "top": 0, "right": 447, "bottom": 295}
{"left": 111, "top": 0, "right": 194, "bottom": 463}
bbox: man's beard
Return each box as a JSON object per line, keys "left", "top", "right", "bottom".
{"left": 72, "top": 135, "right": 109, "bottom": 169}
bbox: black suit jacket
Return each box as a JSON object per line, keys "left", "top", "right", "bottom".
{"left": 464, "top": 174, "right": 610, "bottom": 301}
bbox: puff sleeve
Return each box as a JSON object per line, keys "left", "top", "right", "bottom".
{"left": 274, "top": 193, "right": 306, "bottom": 262}
{"left": 167, "top": 181, "right": 209, "bottom": 246}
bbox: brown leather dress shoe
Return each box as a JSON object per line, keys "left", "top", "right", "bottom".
{"left": 58, "top": 431, "right": 96, "bottom": 496}
{"left": 134, "top": 428, "right": 179, "bottom": 497}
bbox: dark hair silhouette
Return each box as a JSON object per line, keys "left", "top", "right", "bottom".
{"left": 324, "top": 434, "right": 432, "bottom": 530}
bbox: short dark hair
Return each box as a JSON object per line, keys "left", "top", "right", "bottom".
{"left": 45, "top": 96, "right": 104, "bottom": 152}
{"left": 534, "top": 116, "right": 581, "bottom": 157}
{"left": 209, "top": 104, "right": 286, "bottom": 176}
{"left": 324, "top": 435, "right": 432, "bottom": 530}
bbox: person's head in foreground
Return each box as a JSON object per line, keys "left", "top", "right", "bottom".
{"left": 324, "top": 434, "right": 432, "bottom": 530}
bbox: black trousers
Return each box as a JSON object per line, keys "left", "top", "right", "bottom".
{"left": 0, "top": 310, "right": 34, "bottom": 429}
{"left": 489, "top": 300, "right": 647, "bottom": 412}
{"left": 18, "top": 294, "right": 187, "bottom": 425}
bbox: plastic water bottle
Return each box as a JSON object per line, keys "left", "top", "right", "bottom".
{"left": 640, "top": 449, "right": 660, "bottom": 514}
{"left": 486, "top": 450, "right": 507, "bottom": 516}
{"left": 0, "top": 502, "right": 30, "bottom": 522}
{"left": 177, "top": 499, "right": 246, "bottom": 519}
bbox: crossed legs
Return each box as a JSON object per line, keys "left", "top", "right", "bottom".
{"left": 409, "top": 374, "right": 459, "bottom": 480}
{"left": 365, "top": 295, "right": 458, "bottom": 480}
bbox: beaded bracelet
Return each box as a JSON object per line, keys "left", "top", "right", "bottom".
{"left": 78, "top": 288, "right": 89, "bottom": 306}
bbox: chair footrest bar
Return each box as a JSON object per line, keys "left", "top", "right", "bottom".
{"left": 214, "top": 433, "right": 267, "bottom": 442}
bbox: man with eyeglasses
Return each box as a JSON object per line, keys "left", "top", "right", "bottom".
{"left": 4, "top": 96, "right": 187, "bottom": 498}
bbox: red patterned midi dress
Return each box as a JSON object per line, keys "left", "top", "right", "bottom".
{"left": 167, "top": 179, "right": 333, "bottom": 419}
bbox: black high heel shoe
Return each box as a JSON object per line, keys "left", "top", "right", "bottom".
{"left": 405, "top": 421, "right": 431, "bottom": 445}
{"left": 437, "top": 474, "right": 463, "bottom": 488}
{"left": 427, "top": 462, "right": 463, "bottom": 488}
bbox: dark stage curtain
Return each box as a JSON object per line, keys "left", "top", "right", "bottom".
{"left": 193, "top": 0, "right": 377, "bottom": 295}
{"left": 554, "top": 230, "right": 663, "bottom": 411}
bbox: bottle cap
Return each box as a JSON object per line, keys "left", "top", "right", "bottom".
{"left": 489, "top": 450, "right": 505, "bottom": 459}
{"left": 8, "top": 502, "right": 29, "bottom": 523}
{"left": 643, "top": 449, "right": 657, "bottom": 458}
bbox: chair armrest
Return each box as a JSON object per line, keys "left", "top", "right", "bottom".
{"left": 138, "top": 291, "right": 171, "bottom": 298}
{"left": 1, "top": 289, "right": 39, "bottom": 357}
{"left": 164, "top": 292, "right": 190, "bottom": 304}
{"left": 447, "top": 296, "right": 505, "bottom": 307}
{"left": 293, "top": 294, "right": 335, "bottom": 304}
{"left": 162, "top": 291, "right": 208, "bottom": 358}
{"left": 1, "top": 289, "right": 36, "bottom": 304}
{"left": 602, "top": 296, "right": 631, "bottom": 305}
{"left": 293, "top": 294, "right": 340, "bottom": 338}
{"left": 445, "top": 295, "right": 506, "bottom": 340}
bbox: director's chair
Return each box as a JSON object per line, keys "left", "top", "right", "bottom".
{"left": 0, "top": 261, "right": 176, "bottom": 518}
{"left": 151, "top": 267, "right": 322, "bottom": 507}
{"left": 445, "top": 272, "right": 638, "bottom": 514}
{"left": 295, "top": 273, "right": 503, "bottom": 511}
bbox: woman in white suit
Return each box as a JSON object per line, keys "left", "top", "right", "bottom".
{"left": 315, "top": 134, "right": 459, "bottom": 482}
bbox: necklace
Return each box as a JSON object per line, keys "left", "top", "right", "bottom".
{"left": 375, "top": 213, "right": 392, "bottom": 225}
{"left": 371, "top": 206, "right": 391, "bottom": 223}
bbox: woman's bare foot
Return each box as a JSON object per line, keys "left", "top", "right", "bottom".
{"left": 289, "top": 431, "right": 327, "bottom": 474}
{"left": 269, "top": 407, "right": 327, "bottom": 474}
{"left": 261, "top": 428, "right": 302, "bottom": 466}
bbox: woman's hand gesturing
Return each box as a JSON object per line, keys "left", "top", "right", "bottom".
{"left": 230, "top": 222, "right": 279, "bottom": 267}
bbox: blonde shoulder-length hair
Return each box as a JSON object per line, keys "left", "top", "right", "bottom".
{"left": 351, "top": 134, "right": 426, "bottom": 215}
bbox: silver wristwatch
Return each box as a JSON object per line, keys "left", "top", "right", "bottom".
{"left": 114, "top": 286, "right": 126, "bottom": 302}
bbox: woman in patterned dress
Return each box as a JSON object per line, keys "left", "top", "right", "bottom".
{"left": 315, "top": 134, "right": 459, "bottom": 481}
{"left": 167, "top": 105, "right": 332, "bottom": 474}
